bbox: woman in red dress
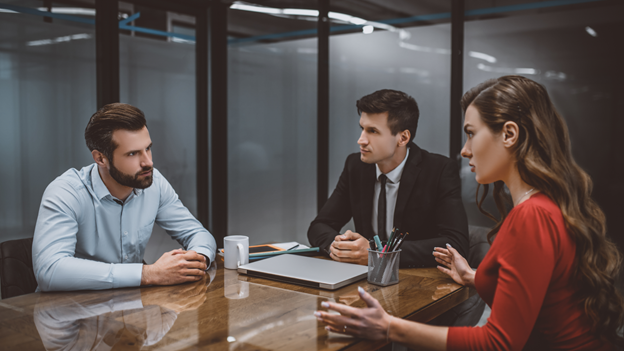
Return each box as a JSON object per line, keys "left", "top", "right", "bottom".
{"left": 315, "top": 75, "right": 624, "bottom": 350}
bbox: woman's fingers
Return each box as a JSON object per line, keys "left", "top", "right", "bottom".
{"left": 315, "top": 310, "right": 362, "bottom": 336}
{"left": 316, "top": 310, "right": 355, "bottom": 325}
{"left": 446, "top": 243, "right": 463, "bottom": 260}
{"left": 320, "top": 301, "right": 360, "bottom": 318}
{"left": 435, "top": 257, "right": 451, "bottom": 266}
{"left": 357, "top": 286, "right": 382, "bottom": 309}
{"left": 432, "top": 251, "right": 451, "bottom": 259}
{"left": 325, "top": 323, "right": 358, "bottom": 336}
{"left": 433, "top": 248, "right": 453, "bottom": 262}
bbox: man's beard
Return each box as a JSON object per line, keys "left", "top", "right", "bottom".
{"left": 109, "top": 161, "right": 153, "bottom": 189}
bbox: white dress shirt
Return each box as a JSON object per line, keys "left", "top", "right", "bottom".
{"left": 372, "top": 148, "right": 410, "bottom": 239}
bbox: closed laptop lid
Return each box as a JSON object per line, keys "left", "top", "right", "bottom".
{"left": 237, "top": 254, "right": 368, "bottom": 290}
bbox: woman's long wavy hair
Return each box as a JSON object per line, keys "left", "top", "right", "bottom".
{"left": 462, "top": 75, "right": 624, "bottom": 345}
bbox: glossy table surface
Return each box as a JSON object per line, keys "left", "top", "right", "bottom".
{"left": 0, "top": 257, "right": 470, "bottom": 350}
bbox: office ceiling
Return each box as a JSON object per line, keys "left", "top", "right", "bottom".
{"left": 3, "top": 0, "right": 612, "bottom": 42}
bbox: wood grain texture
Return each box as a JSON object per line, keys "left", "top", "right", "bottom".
{"left": 0, "top": 257, "right": 471, "bottom": 350}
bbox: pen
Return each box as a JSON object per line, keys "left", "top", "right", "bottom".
{"left": 394, "top": 232, "right": 409, "bottom": 251}
{"left": 373, "top": 235, "right": 383, "bottom": 251}
{"left": 386, "top": 228, "right": 397, "bottom": 252}
{"left": 390, "top": 231, "right": 403, "bottom": 251}
{"left": 286, "top": 244, "right": 299, "bottom": 251}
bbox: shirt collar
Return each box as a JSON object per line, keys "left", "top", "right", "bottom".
{"left": 376, "top": 147, "right": 410, "bottom": 184}
{"left": 90, "top": 165, "right": 145, "bottom": 201}
{"left": 91, "top": 165, "right": 111, "bottom": 200}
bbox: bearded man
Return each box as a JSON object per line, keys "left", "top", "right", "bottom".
{"left": 33, "top": 103, "right": 216, "bottom": 291}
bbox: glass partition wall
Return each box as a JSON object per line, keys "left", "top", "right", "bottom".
{"left": 227, "top": 3, "right": 318, "bottom": 246}
{"left": 0, "top": 1, "right": 96, "bottom": 243}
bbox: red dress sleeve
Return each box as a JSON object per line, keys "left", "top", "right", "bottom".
{"left": 447, "top": 203, "right": 559, "bottom": 351}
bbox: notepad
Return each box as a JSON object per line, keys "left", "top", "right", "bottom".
{"left": 218, "top": 242, "right": 309, "bottom": 256}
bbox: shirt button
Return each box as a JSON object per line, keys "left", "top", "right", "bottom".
{"left": 124, "top": 255, "right": 128, "bottom": 259}
{"left": 123, "top": 231, "right": 128, "bottom": 235}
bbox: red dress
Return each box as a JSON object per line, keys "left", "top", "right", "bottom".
{"left": 446, "top": 193, "right": 613, "bottom": 350}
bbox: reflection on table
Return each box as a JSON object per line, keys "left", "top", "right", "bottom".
{"left": 33, "top": 264, "right": 217, "bottom": 351}
{"left": 0, "top": 258, "right": 468, "bottom": 351}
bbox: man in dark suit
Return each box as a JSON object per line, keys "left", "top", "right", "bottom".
{"left": 308, "top": 89, "right": 468, "bottom": 268}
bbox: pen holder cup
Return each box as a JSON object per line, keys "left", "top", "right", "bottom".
{"left": 367, "top": 249, "right": 401, "bottom": 287}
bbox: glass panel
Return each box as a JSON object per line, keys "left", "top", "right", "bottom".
{"left": 119, "top": 3, "right": 197, "bottom": 263}
{"left": 461, "top": 0, "right": 624, "bottom": 243}
{"left": 0, "top": 1, "right": 96, "bottom": 242}
{"left": 227, "top": 3, "right": 317, "bottom": 245}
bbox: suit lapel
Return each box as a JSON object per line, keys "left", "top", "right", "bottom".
{"left": 393, "top": 143, "right": 423, "bottom": 230}
{"left": 360, "top": 163, "right": 376, "bottom": 239}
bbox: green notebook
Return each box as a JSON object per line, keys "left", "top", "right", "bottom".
{"left": 249, "top": 247, "right": 319, "bottom": 258}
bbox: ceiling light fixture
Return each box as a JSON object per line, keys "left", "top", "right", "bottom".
{"left": 282, "top": 8, "right": 318, "bottom": 17}
{"left": 27, "top": 33, "right": 92, "bottom": 46}
{"left": 36, "top": 7, "right": 96, "bottom": 16}
{"left": 477, "top": 63, "right": 538, "bottom": 75}
{"left": 230, "top": 2, "right": 374, "bottom": 29}
{"left": 468, "top": 51, "right": 497, "bottom": 63}
{"left": 230, "top": 3, "right": 280, "bottom": 15}
{"left": 585, "top": 26, "right": 597, "bottom": 37}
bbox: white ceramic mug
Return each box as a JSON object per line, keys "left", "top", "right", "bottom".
{"left": 224, "top": 235, "right": 249, "bottom": 269}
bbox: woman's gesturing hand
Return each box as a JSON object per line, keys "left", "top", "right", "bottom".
{"left": 314, "top": 286, "right": 394, "bottom": 341}
{"left": 433, "top": 243, "right": 476, "bottom": 288}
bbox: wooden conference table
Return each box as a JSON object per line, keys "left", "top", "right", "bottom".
{"left": 0, "top": 256, "right": 472, "bottom": 351}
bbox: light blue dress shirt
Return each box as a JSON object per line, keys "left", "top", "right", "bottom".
{"left": 33, "top": 163, "right": 217, "bottom": 292}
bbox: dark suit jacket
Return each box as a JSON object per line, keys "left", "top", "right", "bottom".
{"left": 308, "top": 142, "right": 469, "bottom": 268}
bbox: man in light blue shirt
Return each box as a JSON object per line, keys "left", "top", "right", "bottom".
{"left": 33, "top": 103, "right": 216, "bottom": 291}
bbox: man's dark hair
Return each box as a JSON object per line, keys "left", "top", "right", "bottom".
{"left": 85, "top": 103, "right": 147, "bottom": 161}
{"left": 356, "top": 89, "right": 419, "bottom": 142}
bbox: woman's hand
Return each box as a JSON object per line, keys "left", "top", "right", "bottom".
{"left": 314, "top": 286, "right": 394, "bottom": 341}
{"left": 433, "top": 243, "right": 475, "bottom": 288}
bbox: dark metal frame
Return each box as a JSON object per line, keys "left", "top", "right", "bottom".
{"left": 95, "top": 0, "right": 120, "bottom": 108}
{"left": 317, "top": 0, "right": 330, "bottom": 212}
{"left": 450, "top": 0, "right": 464, "bottom": 162}
{"left": 196, "top": 9, "right": 210, "bottom": 231}
{"left": 208, "top": 1, "right": 229, "bottom": 246}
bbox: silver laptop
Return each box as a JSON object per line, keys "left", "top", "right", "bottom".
{"left": 237, "top": 254, "right": 368, "bottom": 290}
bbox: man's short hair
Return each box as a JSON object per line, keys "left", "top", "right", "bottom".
{"left": 84, "top": 103, "right": 147, "bottom": 161}
{"left": 356, "top": 89, "right": 419, "bottom": 142}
